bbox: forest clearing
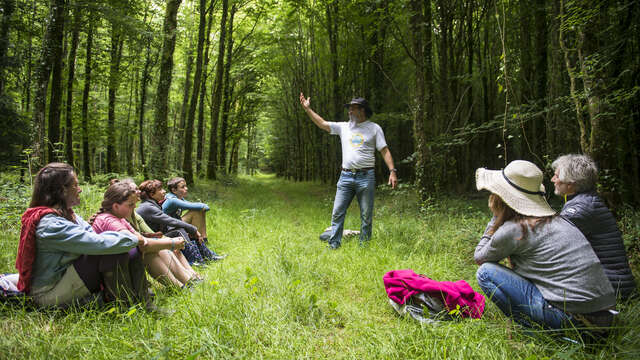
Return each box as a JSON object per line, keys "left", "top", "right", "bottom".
{"left": 1, "top": 0, "right": 639, "bottom": 357}
{"left": 1, "top": 173, "right": 639, "bottom": 359}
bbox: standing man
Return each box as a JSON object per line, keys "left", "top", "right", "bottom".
{"left": 299, "top": 92, "right": 397, "bottom": 249}
{"left": 551, "top": 154, "right": 636, "bottom": 300}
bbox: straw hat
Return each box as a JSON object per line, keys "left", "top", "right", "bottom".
{"left": 475, "top": 160, "right": 555, "bottom": 217}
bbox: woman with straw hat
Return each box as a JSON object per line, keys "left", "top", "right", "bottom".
{"left": 474, "top": 160, "right": 616, "bottom": 331}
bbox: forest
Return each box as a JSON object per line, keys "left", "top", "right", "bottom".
{"left": 1, "top": 1, "right": 640, "bottom": 358}
{"left": 0, "top": 0, "right": 638, "bottom": 206}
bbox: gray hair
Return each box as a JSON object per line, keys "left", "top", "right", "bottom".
{"left": 551, "top": 154, "right": 598, "bottom": 192}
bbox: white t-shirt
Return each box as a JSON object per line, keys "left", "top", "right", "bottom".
{"left": 328, "top": 120, "right": 388, "bottom": 169}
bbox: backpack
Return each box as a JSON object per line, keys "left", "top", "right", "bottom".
{"left": 388, "top": 292, "right": 453, "bottom": 324}
{"left": 0, "top": 273, "right": 29, "bottom": 305}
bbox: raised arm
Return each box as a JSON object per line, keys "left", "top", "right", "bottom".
{"left": 299, "top": 92, "right": 331, "bottom": 133}
{"left": 474, "top": 221, "right": 520, "bottom": 265}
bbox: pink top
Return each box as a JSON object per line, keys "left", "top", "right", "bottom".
{"left": 383, "top": 269, "right": 485, "bottom": 319}
{"left": 92, "top": 212, "right": 136, "bottom": 234}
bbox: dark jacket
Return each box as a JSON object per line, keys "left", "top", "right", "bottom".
{"left": 136, "top": 199, "right": 198, "bottom": 236}
{"left": 561, "top": 191, "right": 637, "bottom": 300}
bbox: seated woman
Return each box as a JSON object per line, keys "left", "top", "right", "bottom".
{"left": 118, "top": 179, "right": 203, "bottom": 283}
{"left": 136, "top": 180, "right": 220, "bottom": 265}
{"left": 163, "top": 177, "right": 224, "bottom": 261}
{"left": 91, "top": 182, "right": 200, "bottom": 289}
{"left": 474, "top": 160, "right": 616, "bottom": 331}
{"left": 15, "top": 162, "right": 154, "bottom": 310}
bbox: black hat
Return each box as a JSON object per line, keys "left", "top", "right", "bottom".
{"left": 344, "top": 97, "right": 373, "bottom": 118}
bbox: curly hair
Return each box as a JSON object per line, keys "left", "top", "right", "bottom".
{"left": 139, "top": 179, "right": 164, "bottom": 200}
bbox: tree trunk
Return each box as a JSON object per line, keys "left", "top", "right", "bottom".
{"left": 326, "top": 1, "right": 340, "bottom": 122}
{"left": 519, "top": 0, "right": 533, "bottom": 103}
{"left": 40, "top": 0, "right": 66, "bottom": 164}
{"left": 23, "top": 0, "right": 37, "bottom": 113}
{"left": 218, "top": 3, "right": 236, "bottom": 174}
{"left": 125, "top": 62, "right": 136, "bottom": 175}
{"left": 64, "top": 6, "right": 80, "bottom": 166}
{"left": 545, "top": 0, "right": 562, "bottom": 156}
{"left": 183, "top": 0, "right": 207, "bottom": 184}
{"left": 138, "top": 40, "right": 154, "bottom": 178}
{"left": 409, "top": 0, "right": 433, "bottom": 199}
{"left": 106, "top": 24, "right": 124, "bottom": 173}
{"left": 559, "top": 0, "right": 589, "bottom": 154}
{"left": 246, "top": 119, "right": 254, "bottom": 175}
{"left": 81, "top": 12, "right": 93, "bottom": 181}
{"left": 0, "top": 0, "right": 16, "bottom": 96}
{"left": 533, "top": 0, "right": 548, "bottom": 102}
{"left": 196, "top": 3, "right": 214, "bottom": 177}
{"left": 177, "top": 38, "right": 194, "bottom": 170}
{"left": 436, "top": 0, "right": 450, "bottom": 133}
{"left": 151, "top": 0, "right": 182, "bottom": 176}
{"left": 229, "top": 137, "right": 239, "bottom": 174}
{"left": 207, "top": 0, "right": 228, "bottom": 179}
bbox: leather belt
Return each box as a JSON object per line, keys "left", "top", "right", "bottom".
{"left": 342, "top": 167, "right": 374, "bottom": 173}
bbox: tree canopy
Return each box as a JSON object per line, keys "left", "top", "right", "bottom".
{"left": 0, "top": 0, "right": 638, "bottom": 205}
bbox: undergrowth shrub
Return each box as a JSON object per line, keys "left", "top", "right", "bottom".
{"left": 618, "top": 205, "right": 640, "bottom": 271}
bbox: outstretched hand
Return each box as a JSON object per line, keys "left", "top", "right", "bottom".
{"left": 299, "top": 92, "right": 310, "bottom": 110}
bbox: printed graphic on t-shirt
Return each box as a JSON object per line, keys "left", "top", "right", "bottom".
{"left": 350, "top": 133, "right": 364, "bottom": 148}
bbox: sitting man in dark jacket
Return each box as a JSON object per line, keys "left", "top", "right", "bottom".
{"left": 552, "top": 154, "right": 637, "bottom": 300}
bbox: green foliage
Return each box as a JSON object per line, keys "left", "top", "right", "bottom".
{"left": 0, "top": 96, "right": 30, "bottom": 168}
{"left": 618, "top": 205, "right": 640, "bottom": 270}
{"left": 0, "top": 172, "right": 31, "bottom": 230}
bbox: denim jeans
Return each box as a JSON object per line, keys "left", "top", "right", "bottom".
{"left": 476, "top": 262, "right": 579, "bottom": 329}
{"left": 329, "top": 169, "right": 375, "bottom": 248}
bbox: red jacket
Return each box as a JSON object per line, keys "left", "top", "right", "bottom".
{"left": 15, "top": 207, "right": 59, "bottom": 293}
{"left": 383, "top": 269, "right": 485, "bottom": 319}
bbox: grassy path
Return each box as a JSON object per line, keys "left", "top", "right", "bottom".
{"left": 1, "top": 174, "right": 638, "bottom": 359}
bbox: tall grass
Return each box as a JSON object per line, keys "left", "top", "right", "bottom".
{"left": 0, "top": 173, "right": 638, "bottom": 359}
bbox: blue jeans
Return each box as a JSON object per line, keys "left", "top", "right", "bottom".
{"left": 476, "top": 263, "right": 579, "bottom": 329}
{"left": 329, "top": 169, "right": 375, "bottom": 248}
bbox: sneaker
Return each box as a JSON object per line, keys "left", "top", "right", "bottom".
{"left": 210, "top": 254, "right": 227, "bottom": 261}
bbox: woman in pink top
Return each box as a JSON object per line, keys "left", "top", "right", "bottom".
{"left": 92, "top": 182, "right": 198, "bottom": 288}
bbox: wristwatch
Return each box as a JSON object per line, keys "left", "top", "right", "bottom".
{"left": 390, "top": 168, "right": 397, "bottom": 173}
